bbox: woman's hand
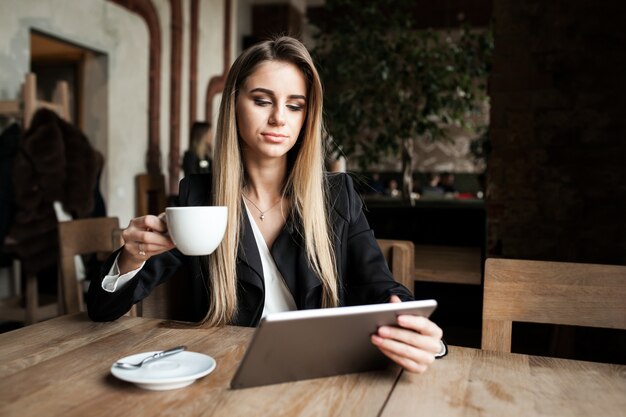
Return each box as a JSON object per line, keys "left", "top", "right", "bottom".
{"left": 117, "top": 213, "right": 175, "bottom": 274}
{"left": 371, "top": 295, "right": 444, "bottom": 373}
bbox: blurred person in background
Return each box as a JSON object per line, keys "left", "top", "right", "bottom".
{"left": 182, "top": 121, "right": 212, "bottom": 177}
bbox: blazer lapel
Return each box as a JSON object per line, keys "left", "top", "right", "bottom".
{"left": 237, "top": 208, "right": 264, "bottom": 291}
{"left": 271, "top": 217, "right": 299, "bottom": 302}
{"left": 273, "top": 216, "right": 323, "bottom": 309}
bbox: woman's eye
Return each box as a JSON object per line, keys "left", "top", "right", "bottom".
{"left": 254, "top": 99, "right": 271, "bottom": 106}
{"left": 287, "top": 104, "right": 304, "bottom": 112}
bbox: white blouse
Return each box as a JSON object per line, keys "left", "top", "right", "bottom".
{"left": 243, "top": 203, "right": 297, "bottom": 317}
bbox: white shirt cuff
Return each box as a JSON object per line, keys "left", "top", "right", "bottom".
{"left": 435, "top": 340, "right": 448, "bottom": 358}
{"left": 101, "top": 253, "right": 145, "bottom": 292}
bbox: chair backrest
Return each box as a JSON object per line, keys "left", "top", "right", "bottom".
{"left": 58, "top": 217, "right": 123, "bottom": 314}
{"left": 482, "top": 258, "right": 626, "bottom": 352}
{"left": 23, "top": 72, "right": 70, "bottom": 129}
{"left": 135, "top": 173, "right": 167, "bottom": 217}
{"left": 0, "top": 72, "right": 70, "bottom": 128}
{"left": 377, "top": 239, "right": 415, "bottom": 295}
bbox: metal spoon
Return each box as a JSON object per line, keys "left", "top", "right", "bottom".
{"left": 114, "top": 346, "right": 187, "bottom": 370}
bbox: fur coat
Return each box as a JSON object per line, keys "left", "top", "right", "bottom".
{"left": 9, "top": 108, "right": 101, "bottom": 275}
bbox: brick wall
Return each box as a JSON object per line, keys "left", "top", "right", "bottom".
{"left": 487, "top": 0, "right": 626, "bottom": 264}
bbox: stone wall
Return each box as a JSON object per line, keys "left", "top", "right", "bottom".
{"left": 487, "top": 0, "right": 626, "bottom": 264}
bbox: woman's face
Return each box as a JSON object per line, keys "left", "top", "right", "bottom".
{"left": 236, "top": 60, "right": 307, "bottom": 162}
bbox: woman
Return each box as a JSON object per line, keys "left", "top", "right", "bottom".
{"left": 182, "top": 121, "right": 212, "bottom": 177}
{"left": 87, "top": 36, "right": 445, "bottom": 373}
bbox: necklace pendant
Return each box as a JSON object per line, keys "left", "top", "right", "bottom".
{"left": 260, "top": 214, "right": 265, "bottom": 221}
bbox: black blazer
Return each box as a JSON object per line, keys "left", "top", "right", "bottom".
{"left": 87, "top": 173, "right": 413, "bottom": 325}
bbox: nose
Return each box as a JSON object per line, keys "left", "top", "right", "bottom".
{"left": 269, "top": 106, "right": 286, "bottom": 126}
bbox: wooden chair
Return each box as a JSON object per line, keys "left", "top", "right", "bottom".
{"left": 57, "top": 217, "right": 125, "bottom": 314}
{"left": 482, "top": 258, "right": 626, "bottom": 352}
{"left": 0, "top": 72, "right": 70, "bottom": 129}
{"left": 377, "top": 239, "right": 415, "bottom": 295}
{"left": 135, "top": 173, "right": 167, "bottom": 217}
{"left": 413, "top": 245, "right": 482, "bottom": 285}
{"left": 137, "top": 268, "right": 190, "bottom": 320}
{"left": 0, "top": 242, "right": 60, "bottom": 325}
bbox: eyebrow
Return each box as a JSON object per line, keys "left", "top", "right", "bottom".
{"left": 249, "top": 87, "right": 307, "bottom": 101}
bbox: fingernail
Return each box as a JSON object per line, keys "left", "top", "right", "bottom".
{"left": 371, "top": 334, "right": 382, "bottom": 344}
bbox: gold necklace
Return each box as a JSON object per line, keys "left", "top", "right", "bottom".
{"left": 242, "top": 193, "right": 282, "bottom": 221}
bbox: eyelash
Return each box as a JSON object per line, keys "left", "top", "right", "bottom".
{"left": 253, "top": 99, "right": 304, "bottom": 112}
{"left": 287, "top": 105, "right": 304, "bottom": 112}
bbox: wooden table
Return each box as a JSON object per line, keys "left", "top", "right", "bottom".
{"left": 383, "top": 346, "right": 626, "bottom": 417}
{"left": 1, "top": 314, "right": 624, "bottom": 417}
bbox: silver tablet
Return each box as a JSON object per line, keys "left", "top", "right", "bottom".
{"left": 230, "top": 299, "right": 437, "bottom": 389}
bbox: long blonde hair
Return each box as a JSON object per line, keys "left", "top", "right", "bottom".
{"left": 205, "top": 36, "right": 339, "bottom": 326}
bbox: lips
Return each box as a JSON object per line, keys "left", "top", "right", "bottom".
{"left": 261, "top": 132, "right": 289, "bottom": 143}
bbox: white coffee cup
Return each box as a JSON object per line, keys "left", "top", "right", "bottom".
{"left": 165, "top": 206, "right": 227, "bottom": 255}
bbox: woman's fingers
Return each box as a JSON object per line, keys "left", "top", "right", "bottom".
{"left": 400, "top": 315, "right": 443, "bottom": 341}
{"left": 144, "top": 213, "right": 169, "bottom": 233}
{"left": 124, "top": 216, "right": 170, "bottom": 241}
{"left": 126, "top": 215, "right": 166, "bottom": 234}
{"left": 377, "top": 322, "right": 442, "bottom": 354}
{"left": 372, "top": 340, "right": 430, "bottom": 373}
{"left": 389, "top": 295, "right": 402, "bottom": 303}
{"left": 372, "top": 298, "right": 444, "bottom": 373}
{"left": 134, "top": 229, "right": 173, "bottom": 248}
{"left": 371, "top": 333, "right": 436, "bottom": 365}
{"left": 135, "top": 241, "right": 174, "bottom": 254}
{"left": 121, "top": 215, "right": 174, "bottom": 260}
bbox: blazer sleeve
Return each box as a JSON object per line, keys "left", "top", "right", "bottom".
{"left": 332, "top": 173, "right": 414, "bottom": 305}
{"left": 86, "top": 248, "right": 185, "bottom": 321}
{"left": 87, "top": 174, "right": 211, "bottom": 322}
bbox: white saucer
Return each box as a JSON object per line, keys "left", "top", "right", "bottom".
{"left": 111, "top": 351, "right": 216, "bottom": 391}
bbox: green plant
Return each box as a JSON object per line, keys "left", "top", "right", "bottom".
{"left": 314, "top": 0, "right": 493, "bottom": 201}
